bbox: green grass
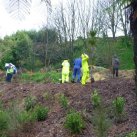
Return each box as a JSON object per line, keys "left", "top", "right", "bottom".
{"left": 95, "top": 37, "right": 134, "bottom": 70}
{"left": 20, "top": 71, "right": 61, "bottom": 83}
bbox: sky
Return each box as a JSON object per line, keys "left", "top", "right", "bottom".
{"left": 0, "top": 0, "right": 60, "bottom": 38}
{"left": 0, "top": 0, "right": 123, "bottom": 38}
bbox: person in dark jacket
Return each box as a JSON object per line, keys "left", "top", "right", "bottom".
{"left": 72, "top": 58, "right": 82, "bottom": 83}
{"left": 112, "top": 55, "right": 120, "bottom": 77}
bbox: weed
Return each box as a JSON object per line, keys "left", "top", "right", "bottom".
{"left": 65, "top": 111, "right": 85, "bottom": 134}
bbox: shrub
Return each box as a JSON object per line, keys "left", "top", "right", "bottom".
{"left": 24, "top": 96, "right": 36, "bottom": 111}
{"left": 112, "top": 96, "right": 125, "bottom": 121}
{"left": 59, "top": 94, "right": 68, "bottom": 109}
{"left": 34, "top": 105, "right": 49, "bottom": 121}
{"left": 91, "top": 90, "right": 101, "bottom": 108}
{"left": 65, "top": 111, "right": 85, "bottom": 134}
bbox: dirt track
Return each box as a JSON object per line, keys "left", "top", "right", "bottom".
{"left": 0, "top": 77, "right": 137, "bottom": 137}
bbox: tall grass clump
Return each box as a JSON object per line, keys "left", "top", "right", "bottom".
{"left": 93, "top": 105, "right": 110, "bottom": 137}
{"left": 24, "top": 96, "right": 36, "bottom": 111}
{"left": 59, "top": 93, "right": 68, "bottom": 109}
{"left": 0, "top": 110, "right": 10, "bottom": 136}
{"left": 126, "top": 131, "right": 137, "bottom": 137}
{"left": 112, "top": 96, "right": 125, "bottom": 122}
{"left": 91, "top": 90, "right": 101, "bottom": 108}
{"left": 65, "top": 111, "right": 85, "bottom": 134}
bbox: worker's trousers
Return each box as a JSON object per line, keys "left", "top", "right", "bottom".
{"left": 6, "top": 73, "right": 13, "bottom": 82}
{"left": 72, "top": 68, "right": 81, "bottom": 82}
{"left": 81, "top": 71, "right": 89, "bottom": 85}
{"left": 62, "top": 73, "right": 69, "bottom": 83}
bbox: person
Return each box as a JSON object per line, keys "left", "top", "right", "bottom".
{"left": 72, "top": 57, "right": 82, "bottom": 83}
{"left": 62, "top": 59, "right": 70, "bottom": 83}
{"left": 9, "top": 63, "right": 17, "bottom": 74}
{"left": 5, "top": 63, "right": 14, "bottom": 82}
{"left": 81, "top": 53, "right": 90, "bottom": 85}
{"left": 112, "top": 55, "right": 120, "bottom": 77}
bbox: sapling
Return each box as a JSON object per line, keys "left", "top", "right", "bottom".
{"left": 112, "top": 96, "right": 125, "bottom": 122}
{"left": 91, "top": 90, "right": 101, "bottom": 108}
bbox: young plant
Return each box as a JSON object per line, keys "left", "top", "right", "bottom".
{"left": 93, "top": 107, "right": 110, "bottom": 137}
{"left": 91, "top": 90, "right": 101, "bottom": 108}
{"left": 24, "top": 96, "right": 36, "bottom": 111}
{"left": 65, "top": 111, "right": 85, "bottom": 134}
{"left": 34, "top": 105, "right": 49, "bottom": 121}
{"left": 59, "top": 94, "right": 68, "bottom": 109}
{"left": 112, "top": 96, "right": 125, "bottom": 122}
{"left": 17, "top": 110, "right": 36, "bottom": 132}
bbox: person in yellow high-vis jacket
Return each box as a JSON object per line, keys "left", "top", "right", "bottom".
{"left": 62, "top": 60, "right": 70, "bottom": 83}
{"left": 81, "top": 53, "right": 90, "bottom": 85}
{"left": 5, "top": 63, "right": 14, "bottom": 82}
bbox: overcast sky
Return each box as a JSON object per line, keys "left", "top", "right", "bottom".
{"left": 0, "top": 0, "right": 61, "bottom": 38}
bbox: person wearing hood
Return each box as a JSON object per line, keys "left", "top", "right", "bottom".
{"left": 81, "top": 53, "right": 90, "bottom": 85}
{"left": 62, "top": 59, "right": 70, "bottom": 83}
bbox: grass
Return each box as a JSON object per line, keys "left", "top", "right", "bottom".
{"left": 20, "top": 71, "right": 61, "bottom": 83}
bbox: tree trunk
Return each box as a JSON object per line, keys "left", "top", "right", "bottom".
{"left": 130, "top": 1, "right": 137, "bottom": 100}
{"left": 133, "top": 34, "right": 137, "bottom": 98}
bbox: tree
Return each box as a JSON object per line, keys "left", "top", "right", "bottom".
{"left": 5, "top": 0, "right": 51, "bottom": 20}
{"left": 117, "top": 0, "right": 137, "bottom": 99}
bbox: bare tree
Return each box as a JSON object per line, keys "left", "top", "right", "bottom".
{"left": 101, "top": 0, "right": 120, "bottom": 39}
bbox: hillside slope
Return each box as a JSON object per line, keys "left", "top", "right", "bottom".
{"left": 0, "top": 77, "right": 136, "bottom": 137}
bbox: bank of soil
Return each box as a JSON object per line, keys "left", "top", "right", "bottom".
{"left": 0, "top": 76, "right": 136, "bottom": 137}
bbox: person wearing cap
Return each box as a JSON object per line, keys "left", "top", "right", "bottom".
{"left": 72, "top": 57, "right": 82, "bottom": 83}
{"left": 62, "top": 59, "right": 70, "bottom": 83}
{"left": 81, "top": 53, "right": 90, "bottom": 85}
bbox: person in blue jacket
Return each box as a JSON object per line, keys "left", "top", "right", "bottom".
{"left": 72, "top": 57, "right": 82, "bottom": 83}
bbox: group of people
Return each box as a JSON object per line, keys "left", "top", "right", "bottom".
{"left": 61, "top": 53, "right": 120, "bottom": 85}
{"left": 5, "top": 63, "right": 17, "bottom": 82}
{"left": 61, "top": 53, "right": 90, "bottom": 85}
{"left": 4, "top": 54, "right": 119, "bottom": 83}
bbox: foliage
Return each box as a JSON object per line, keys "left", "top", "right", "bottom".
{"left": 91, "top": 90, "right": 101, "bottom": 108}
{"left": 0, "top": 110, "right": 9, "bottom": 136}
{"left": 0, "top": 30, "right": 134, "bottom": 70}
{"left": 24, "top": 96, "right": 36, "bottom": 111}
{"left": 34, "top": 105, "right": 49, "bottom": 121}
{"left": 126, "top": 131, "right": 137, "bottom": 137}
{"left": 59, "top": 93, "right": 68, "bottom": 109}
{"left": 17, "top": 110, "right": 36, "bottom": 124}
{"left": 93, "top": 107, "right": 110, "bottom": 137}
{"left": 96, "top": 36, "right": 134, "bottom": 69}
{"left": 65, "top": 111, "right": 85, "bottom": 134}
{"left": 112, "top": 96, "right": 125, "bottom": 121}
